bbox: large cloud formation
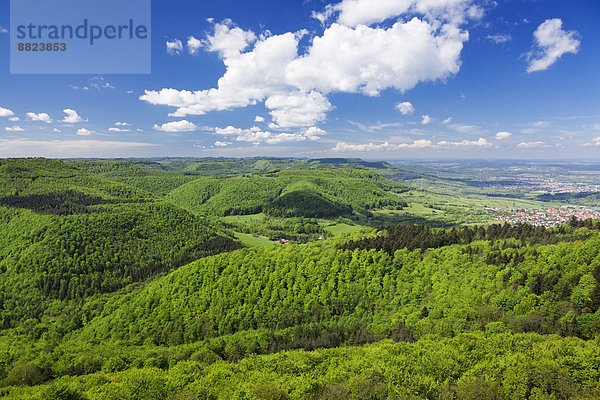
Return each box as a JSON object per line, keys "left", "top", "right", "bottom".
{"left": 141, "top": 0, "right": 479, "bottom": 131}
{"left": 213, "top": 125, "right": 325, "bottom": 144}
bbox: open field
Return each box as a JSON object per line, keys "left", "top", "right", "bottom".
{"left": 232, "top": 232, "right": 277, "bottom": 247}
{"left": 322, "top": 222, "right": 362, "bottom": 236}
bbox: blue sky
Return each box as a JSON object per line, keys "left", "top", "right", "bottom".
{"left": 0, "top": 0, "right": 599, "bottom": 159}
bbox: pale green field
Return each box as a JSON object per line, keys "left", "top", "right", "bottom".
{"left": 323, "top": 223, "right": 362, "bottom": 236}
{"left": 233, "top": 232, "right": 276, "bottom": 247}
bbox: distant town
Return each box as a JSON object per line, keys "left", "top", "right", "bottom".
{"left": 485, "top": 206, "right": 600, "bottom": 228}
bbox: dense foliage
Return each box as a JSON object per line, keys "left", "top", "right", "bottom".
{"left": 1, "top": 158, "right": 600, "bottom": 399}
{"left": 343, "top": 221, "right": 599, "bottom": 254}
{"left": 3, "top": 333, "right": 600, "bottom": 400}
{"left": 0, "top": 158, "right": 147, "bottom": 200}
{"left": 71, "top": 160, "right": 199, "bottom": 197}
{"left": 113, "top": 157, "right": 400, "bottom": 176}
{"left": 0, "top": 190, "right": 122, "bottom": 215}
{"left": 0, "top": 202, "right": 240, "bottom": 329}
{"left": 3, "top": 225, "right": 596, "bottom": 391}
{"left": 0, "top": 159, "right": 241, "bottom": 329}
{"left": 263, "top": 190, "right": 351, "bottom": 218}
{"left": 69, "top": 229, "right": 600, "bottom": 350}
{"left": 168, "top": 168, "right": 408, "bottom": 217}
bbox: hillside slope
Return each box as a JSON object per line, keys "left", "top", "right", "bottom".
{"left": 0, "top": 159, "right": 241, "bottom": 328}
{"left": 70, "top": 160, "right": 200, "bottom": 197}
{"left": 0, "top": 158, "right": 148, "bottom": 201}
{"left": 79, "top": 223, "right": 600, "bottom": 350}
{"left": 168, "top": 168, "right": 408, "bottom": 217}
{"left": 2, "top": 158, "right": 600, "bottom": 399}
{"left": 2, "top": 223, "right": 600, "bottom": 398}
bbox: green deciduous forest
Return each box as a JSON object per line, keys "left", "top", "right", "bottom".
{"left": 0, "top": 158, "right": 599, "bottom": 399}
{"left": 167, "top": 168, "right": 408, "bottom": 217}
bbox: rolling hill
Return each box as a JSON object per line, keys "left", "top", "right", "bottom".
{"left": 1, "top": 158, "right": 600, "bottom": 400}
{"left": 167, "top": 168, "right": 408, "bottom": 217}
{"left": 2, "top": 221, "right": 600, "bottom": 398}
{"left": 0, "top": 159, "right": 240, "bottom": 329}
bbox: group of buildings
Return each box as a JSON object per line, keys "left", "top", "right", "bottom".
{"left": 485, "top": 206, "right": 600, "bottom": 228}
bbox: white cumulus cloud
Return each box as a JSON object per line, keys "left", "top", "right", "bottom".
{"left": 333, "top": 141, "right": 397, "bottom": 152}
{"left": 153, "top": 120, "right": 198, "bottom": 132}
{"left": 527, "top": 18, "right": 580, "bottom": 73}
{"left": 0, "top": 107, "right": 15, "bottom": 117}
{"left": 517, "top": 141, "right": 545, "bottom": 148}
{"left": 421, "top": 115, "right": 432, "bottom": 125}
{"left": 61, "top": 109, "right": 87, "bottom": 123}
{"left": 5, "top": 126, "right": 25, "bottom": 132}
{"left": 109, "top": 127, "right": 131, "bottom": 132}
{"left": 213, "top": 125, "right": 323, "bottom": 144}
{"left": 76, "top": 128, "right": 94, "bottom": 136}
{"left": 286, "top": 19, "right": 467, "bottom": 96}
{"left": 333, "top": 139, "right": 435, "bottom": 152}
{"left": 140, "top": 3, "right": 471, "bottom": 129}
{"left": 437, "top": 138, "right": 492, "bottom": 147}
{"left": 395, "top": 101, "right": 414, "bottom": 115}
{"left": 214, "top": 141, "right": 232, "bottom": 147}
{"left": 214, "top": 126, "right": 245, "bottom": 136}
{"left": 9, "top": 117, "right": 19, "bottom": 122}
{"left": 202, "top": 19, "right": 257, "bottom": 58}
{"left": 166, "top": 39, "right": 184, "bottom": 55}
{"left": 140, "top": 32, "right": 299, "bottom": 117}
{"left": 304, "top": 126, "right": 327, "bottom": 140}
{"left": 26, "top": 112, "right": 52, "bottom": 123}
{"left": 187, "top": 36, "right": 202, "bottom": 54}
{"left": 495, "top": 131, "right": 512, "bottom": 140}
{"left": 266, "top": 90, "right": 332, "bottom": 128}
{"left": 254, "top": 115, "right": 265, "bottom": 122}
{"left": 314, "top": 0, "right": 480, "bottom": 27}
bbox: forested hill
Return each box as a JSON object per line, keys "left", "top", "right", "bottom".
{"left": 64, "top": 159, "right": 413, "bottom": 219}
{"left": 70, "top": 160, "right": 201, "bottom": 197}
{"left": 78, "top": 157, "right": 403, "bottom": 175}
{"left": 80, "top": 221, "right": 600, "bottom": 348}
{"left": 167, "top": 168, "right": 408, "bottom": 217}
{"left": 0, "top": 158, "right": 149, "bottom": 202}
{"left": 0, "top": 158, "right": 241, "bottom": 329}
{"left": 2, "top": 157, "right": 600, "bottom": 399}
{"left": 342, "top": 221, "right": 596, "bottom": 253}
{"left": 2, "top": 221, "right": 600, "bottom": 398}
